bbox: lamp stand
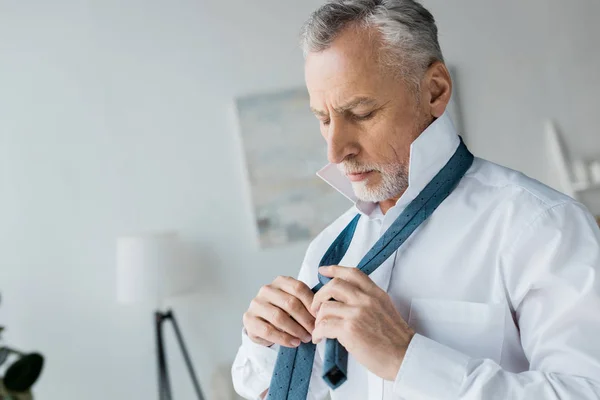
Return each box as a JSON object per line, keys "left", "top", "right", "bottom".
{"left": 154, "top": 309, "right": 205, "bottom": 400}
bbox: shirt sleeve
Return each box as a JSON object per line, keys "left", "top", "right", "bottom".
{"left": 231, "top": 238, "right": 331, "bottom": 400}
{"left": 393, "top": 202, "right": 600, "bottom": 399}
{"left": 231, "top": 329, "right": 330, "bottom": 399}
{"left": 231, "top": 328, "right": 280, "bottom": 400}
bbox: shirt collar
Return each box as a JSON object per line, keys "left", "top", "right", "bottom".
{"left": 316, "top": 111, "right": 461, "bottom": 218}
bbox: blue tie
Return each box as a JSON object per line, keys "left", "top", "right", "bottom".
{"left": 268, "top": 139, "right": 473, "bottom": 399}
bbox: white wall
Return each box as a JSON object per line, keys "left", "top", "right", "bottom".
{"left": 0, "top": 0, "right": 598, "bottom": 398}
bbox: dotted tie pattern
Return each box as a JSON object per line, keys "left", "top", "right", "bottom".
{"left": 268, "top": 138, "right": 474, "bottom": 399}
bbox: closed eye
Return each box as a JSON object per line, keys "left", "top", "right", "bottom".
{"left": 353, "top": 111, "right": 375, "bottom": 121}
{"left": 317, "top": 111, "right": 375, "bottom": 126}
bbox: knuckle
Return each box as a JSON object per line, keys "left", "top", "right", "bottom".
{"left": 285, "top": 296, "right": 301, "bottom": 312}
{"left": 261, "top": 323, "right": 273, "bottom": 338}
{"left": 272, "top": 309, "right": 287, "bottom": 325}
{"left": 329, "top": 278, "right": 341, "bottom": 289}
{"left": 249, "top": 298, "right": 260, "bottom": 310}
{"left": 258, "top": 284, "right": 270, "bottom": 297}
{"left": 293, "top": 279, "right": 305, "bottom": 293}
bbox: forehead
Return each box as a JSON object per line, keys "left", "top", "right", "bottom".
{"left": 304, "top": 26, "right": 389, "bottom": 101}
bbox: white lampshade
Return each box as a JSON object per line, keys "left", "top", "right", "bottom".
{"left": 116, "top": 231, "right": 180, "bottom": 306}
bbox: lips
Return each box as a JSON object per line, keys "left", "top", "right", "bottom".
{"left": 346, "top": 171, "right": 374, "bottom": 182}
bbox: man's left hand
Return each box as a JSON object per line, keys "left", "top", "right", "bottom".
{"left": 311, "top": 265, "right": 415, "bottom": 381}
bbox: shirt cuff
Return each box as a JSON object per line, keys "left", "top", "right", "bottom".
{"left": 394, "top": 333, "right": 469, "bottom": 398}
{"left": 241, "top": 328, "right": 280, "bottom": 376}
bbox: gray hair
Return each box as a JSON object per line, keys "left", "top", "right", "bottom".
{"left": 300, "top": 0, "right": 444, "bottom": 89}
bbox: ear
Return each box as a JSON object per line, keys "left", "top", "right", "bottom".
{"left": 422, "top": 61, "right": 452, "bottom": 118}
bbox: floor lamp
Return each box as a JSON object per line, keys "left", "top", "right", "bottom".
{"left": 116, "top": 232, "right": 205, "bottom": 400}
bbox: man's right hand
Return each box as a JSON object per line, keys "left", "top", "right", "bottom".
{"left": 243, "top": 275, "right": 316, "bottom": 348}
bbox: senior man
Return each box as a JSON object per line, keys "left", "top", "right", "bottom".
{"left": 232, "top": 1, "right": 600, "bottom": 399}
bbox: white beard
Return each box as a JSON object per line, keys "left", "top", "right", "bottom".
{"left": 339, "top": 162, "right": 409, "bottom": 203}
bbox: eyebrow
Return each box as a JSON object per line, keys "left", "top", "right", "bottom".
{"left": 310, "top": 96, "right": 377, "bottom": 117}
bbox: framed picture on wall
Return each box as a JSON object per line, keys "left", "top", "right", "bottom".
{"left": 235, "top": 87, "right": 349, "bottom": 248}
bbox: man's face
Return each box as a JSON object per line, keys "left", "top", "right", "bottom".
{"left": 305, "top": 27, "right": 431, "bottom": 203}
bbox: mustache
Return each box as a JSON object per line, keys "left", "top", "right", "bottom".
{"left": 337, "top": 160, "right": 381, "bottom": 175}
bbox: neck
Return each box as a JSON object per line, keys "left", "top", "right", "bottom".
{"left": 379, "top": 193, "right": 404, "bottom": 214}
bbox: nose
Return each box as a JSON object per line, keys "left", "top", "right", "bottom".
{"left": 326, "top": 119, "right": 358, "bottom": 164}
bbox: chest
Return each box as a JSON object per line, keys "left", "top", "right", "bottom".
{"left": 332, "top": 203, "right": 513, "bottom": 382}
{"left": 338, "top": 202, "right": 508, "bottom": 306}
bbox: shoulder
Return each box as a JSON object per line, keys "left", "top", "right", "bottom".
{"left": 464, "top": 157, "right": 599, "bottom": 256}
{"left": 463, "top": 157, "right": 588, "bottom": 228}
{"left": 465, "top": 157, "right": 577, "bottom": 209}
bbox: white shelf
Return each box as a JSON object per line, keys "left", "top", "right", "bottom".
{"left": 574, "top": 182, "right": 600, "bottom": 193}
{"left": 545, "top": 120, "right": 600, "bottom": 201}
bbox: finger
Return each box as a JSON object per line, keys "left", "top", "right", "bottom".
{"left": 243, "top": 312, "right": 274, "bottom": 347}
{"left": 312, "top": 315, "right": 345, "bottom": 344}
{"left": 315, "top": 300, "right": 356, "bottom": 324}
{"left": 268, "top": 289, "right": 316, "bottom": 335}
{"left": 257, "top": 285, "right": 315, "bottom": 336}
{"left": 253, "top": 299, "right": 312, "bottom": 343}
{"left": 245, "top": 315, "right": 302, "bottom": 348}
{"left": 272, "top": 276, "right": 315, "bottom": 312}
{"left": 311, "top": 277, "right": 362, "bottom": 315}
{"left": 319, "top": 266, "right": 378, "bottom": 294}
{"left": 246, "top": 333, "right": 273, "bottom": 347}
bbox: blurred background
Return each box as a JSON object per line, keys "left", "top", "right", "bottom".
{"left": 0, "top": 0, "right": 599, "bottom": 399}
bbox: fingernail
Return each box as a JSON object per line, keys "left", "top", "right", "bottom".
{"left": 291, "top": 339, "right": 301, "bottom": 347}
{"left": 302, "top": 335, "right": 312, "bottom": 343}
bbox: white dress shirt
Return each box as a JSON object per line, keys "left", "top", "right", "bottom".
{"left": 232, "top": 112, "right": 600, "bottom": 400}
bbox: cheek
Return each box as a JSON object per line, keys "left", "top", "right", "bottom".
{"left": 364, "top": 124, "right": 412, "bottom": 165}
{"left": 362, "top": 124, "right": 397, "bottom": 159}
